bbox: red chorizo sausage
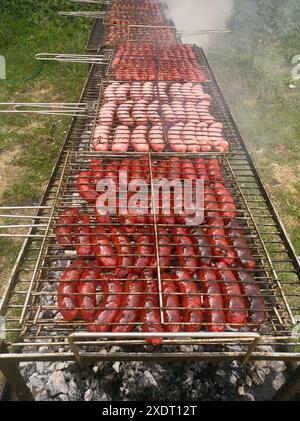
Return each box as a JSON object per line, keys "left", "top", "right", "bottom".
{"left": 140, "top": 268, "right": 164, "bottom": 345}
{"left": 112, "top": 273, "right": 145, "bottom": 332}
{"left": 91, "top": 226, "right": 117, "bottom": 269}
{"left": 55, "top": 208, "right": 79, "bottom": 248}
{"left": 172, "top": 226, "right": 198, "bottom": 276}
{"left": 204, "top": 186, "right": 221, "bottom": 221}
{"left": 213, "top": 183, "right": 237, "bottom": 220}
{"left": 236, "top": 269, "right": 266, "bottom": 328}
{"left": 89, "top": 273, "right": 123, "bottom": 332}
{"left": 161, "top": 272, "right": 182, "bottom": 333}
{"left": 207, "top": 219, "right": 235, "bottom": 266}
{"left": 172, "top": 269, "right": 202, "bottom": 332}
{"left": 192, "top": 227, "right": 213, "bottom": 267}
{"left": 91, "top": 158, "right": 103, "bottom": 184}
{"left": 111, "top": 227, "right": 134, "bottom": 279}
{"left": 198, "top": 268, "right": 226, "bottom": 332}
{"left": 74, "top": 213, "right": 92, "bottom": 257}
{"left": 216, "top": 263, "right": 247, "bottom": 329}
{"left": 77, "top": 170, "right": 98, "bottom": 204}
{"left": 226, "top": 220, "right": 256, "bottom": 270}
{"left": 206, "top": 159, "right": 224, "bottom": 183}
{"left": 150, "top": 227, "right": 172, "bottom": 269}
{"left": 78, "top": 262, "right": 100, "bottom": 322}
{"left": 57, "top": 259, "right": 86, "bottom": 322}
{"left": 136, "top": 231, "right": 154, "bottom": 274}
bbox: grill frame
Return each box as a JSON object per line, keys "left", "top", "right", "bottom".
{"left": 0, "top": 51, "right": 300, "bottom": 365}
{"left": 0, "top": 4, "right": 300, "bottom": 407}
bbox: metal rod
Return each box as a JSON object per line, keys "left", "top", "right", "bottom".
{"left": 19, "top": 152, "right": 71, "bottom": 324}
{"left": 0, "top": 342, "right": 33, "bottom": 401}
{"left": 69, "top": 0, "right": 110, "bottom": 4}
{"left": 58, "top": 11, "right": 106, "bottom": 18}
{"left": 177, "top": 29, "right": 231, "bottom": 35}
{"left": 35, "top": 53, "right": 109, "bottom": 65}
{"left": 0, "top": 102, "right": 95, "bottom": 117}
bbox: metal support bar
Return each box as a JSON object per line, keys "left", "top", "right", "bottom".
{"left": 0, "top": 342, "right": 33, "bottom": 401}
{"left": 0, "top": 102, "right": 96, "bottom": 117}
{"left": 35, "top": 53, "right": 109, "bottom": 65}
{"left": 272, "top": 364, "right": 300, "bottom": 401}
{"left": 69, "top": 0, "right": 110, "bottom": 4}
{"left": 59, "top": 11, "right": 106, "bottom": 18}
{"left": 177, "top": 29, "right": 231, "bottom": 36}
{"left": 68, "top": 332, "right": 261, "bottom": 363}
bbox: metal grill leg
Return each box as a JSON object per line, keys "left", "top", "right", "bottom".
{"left": 0, "top": 342, "right": 33, "bottom": 401}
{"left": 272, "top": 365, "right": 300, "bottom": 401}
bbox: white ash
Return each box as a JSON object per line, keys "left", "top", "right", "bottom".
{"left": 18, "top": 344, "right": 289, "bottom": 401}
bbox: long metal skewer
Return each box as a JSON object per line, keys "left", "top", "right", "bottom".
{"left": 178, "top": 29, "right": 231, "bottom": 35}
{"left": 0, "top": 102, "right": 96, "bottom": 117}
{"left": 69, "top": 0, "right": 110, "bottom": 4}
{"left": 58, "top": 11, "right": 106, "bottom": 18}
{"left": 35, "top": 53, "right": 110, "bottom": 65}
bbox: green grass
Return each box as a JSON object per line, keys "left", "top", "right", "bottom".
{"left": 206, "top": 0, "right": 300, "bottom": 255}
{"left": 0, "top": 4, "right": 95, "bottom": 276}
{"left": 0, "top": 4, "right": 94, "bottom": 205}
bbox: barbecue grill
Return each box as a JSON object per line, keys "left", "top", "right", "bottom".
{"left": 0, "top": 0, "right": 300, "bottom": 402}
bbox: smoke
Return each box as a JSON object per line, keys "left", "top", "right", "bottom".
{"left": 165, "top": 0, "right": 234, "bottom": 48}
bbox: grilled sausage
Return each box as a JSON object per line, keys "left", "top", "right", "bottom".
{"left": 56, "top": 208, "right": 79, "bottom": 248}
{"left": 91, "top": 158, "right": 103, "bottom": 185}
{"left": 57, "top": 259, "right": 86, "bottom": 322}
{"left": 132, "top": 99, "right": 148, "bottom": 126}
{"left": 117, "top": 100, "right": 134, "bottom": 127}
{"left": 112, "top": 125, "right": 130, "bottom": 153}
{"left": 136, "top": 231, "right": 154, "bottom": 274}
{"left": 172, "top": 226, "right": 198, "bottom": 276}
{"left": 111, "top": 227, "right": 134, "bottom": 279}
{"left": 213, "top": 183, "right": 237, "bottom": 220}
{"left": 147, "top": 100, "right": 161, "bottom": 124}
{"left": 150, "top": 227, "right": 172, "bottom": 269}
{"left": 78, "top": 262, "right": 100, "bottom": 322}
{"left": 204, "top": 186, "right": 221, "bottom": 220}
{"left": 92, "top": 125, "right": 110, "bottom": 152}
{"left": 74, "top": 213, "right": 92, "bottom": 257}
{"left": 206, "top": 158, "right": 224, "bottom": 183}
{"left": 112, "top": 273, "right": 145, "bottom": 332}
{"left": 92, "top": 226, "right": 117, "bottom": 269}
{"left": 172, "top": 269, "right": 202, "bottom": 332}
{"left": 194, "top": 158, "right": 210, "bottom": 184}
{"left": 131, "top": 125, "right": 149, "bottom": 152}
{"left": 192, "top": 227, "right": 213, "bottom": 267}
{"left": 207, "top": 219, "right": 235, "bottom": 266}
{"left": 226, "top": 220, "right": 256, "bottom": 270}
{"left": 216, "top": 263, "right": 247, "bottom": 329}
{"left": 168, "top": 123, "right": 187, "bottom": 153}
{"left": 77, "top": 170, "right": 97, "bottom": 204}
{"left": 236, "top": 269, "right": 266, "bottom": 328}
{"left": 161, "top": 272, "right": 182, "bottom": 333}
{"left": 198, "top": 268, "right": 226, "bottom": 332}
{"left": 148, "top": 124, "right": 165, "bottom": 152}
{"left": 89, "top": 273, "right": 123, "bottom": 332}
{"left": 141, "top": 268, "right": 164, "bottom": 345}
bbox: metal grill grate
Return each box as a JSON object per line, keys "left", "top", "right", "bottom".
{"left": 0, "top": 2, "right": 300, "bottom": 366}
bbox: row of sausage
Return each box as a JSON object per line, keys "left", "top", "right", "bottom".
{"left": 56, "top": 214, "right": 256, "bottom": 272}
{"left": 75, "top": 157, "right": 237, "bottom": 223}
{"left": 58, "top": 260, "right": 265, "bottom": 338}
{"left": 111, "top": 43, "right": 206, "bottom": 81}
